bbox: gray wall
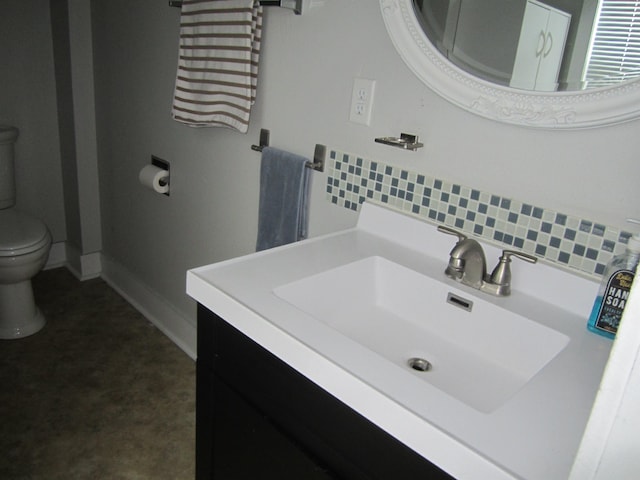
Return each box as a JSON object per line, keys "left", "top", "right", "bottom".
{"left": 3, "top": 0, "right": 640, "bottom": 325}
{"left": 0, "top": 0, "right": 66, "bottom": 241}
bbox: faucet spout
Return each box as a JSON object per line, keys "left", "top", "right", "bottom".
{"left": 446, "top": 238, "right": 487, "bottom": 289}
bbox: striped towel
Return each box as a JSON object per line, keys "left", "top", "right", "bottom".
{"left": 172, "top": 0, "right": 263, "bottom": 133}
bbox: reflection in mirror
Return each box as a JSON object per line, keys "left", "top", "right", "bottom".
{"left": 414, "top": 0, "right": 640, "bottom": 92}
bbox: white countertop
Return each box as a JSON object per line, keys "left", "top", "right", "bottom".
{"left": 187, "top": 202, "right": 612, "bottom": 480}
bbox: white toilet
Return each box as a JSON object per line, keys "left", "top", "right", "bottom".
{"left": 0, "top": 125, "right": 52, "bottom": 339}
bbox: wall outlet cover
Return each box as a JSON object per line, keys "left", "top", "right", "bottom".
{"left": 349, "top": 78, "right": 376, "bottom": 126}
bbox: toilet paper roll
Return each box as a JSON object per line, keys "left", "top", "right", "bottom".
{"left": 139, "top": 164, "right": 170, "bottom": 194}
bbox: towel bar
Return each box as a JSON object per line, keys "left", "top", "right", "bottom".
{"left": 251, "top": 128, "right": 325, "bottom": 172}
{"left": 169, "top": 1, "right": 304, "bottom": 15}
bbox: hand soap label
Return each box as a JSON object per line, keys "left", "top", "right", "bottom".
{"left": 591, "top": 269, "right": 634, "bottom": 335}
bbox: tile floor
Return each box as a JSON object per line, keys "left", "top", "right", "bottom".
{"left": 0, "top": 268, "right": 335, "bottom": 480}
{"left": 0, "top": 268, "right": 195, "bottom": 480}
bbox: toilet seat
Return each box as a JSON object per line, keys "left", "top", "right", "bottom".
{"left": 0, "top": 210, "right": 51, "bottom": 257}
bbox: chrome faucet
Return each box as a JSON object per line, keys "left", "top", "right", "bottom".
{"left": 445, "top": 236, "right": 487, "bottom": 289}
{"left": 437, "top": 226, "right": 537, "bottom": 296}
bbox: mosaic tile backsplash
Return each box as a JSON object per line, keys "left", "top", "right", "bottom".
{"left": 326, "top": 150, "right": 633, "bottom": 280}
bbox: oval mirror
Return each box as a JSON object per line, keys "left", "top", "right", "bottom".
{"left": 380, "top": 0, "right": 640, "bottom": 128}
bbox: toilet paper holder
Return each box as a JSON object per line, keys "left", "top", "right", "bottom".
{"left": 151, "top": 155, "right": 170, "bottom": 196}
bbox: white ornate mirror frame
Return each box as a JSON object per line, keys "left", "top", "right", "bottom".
{"left": 380, "top": 0, "right": 640, "bottom": 129}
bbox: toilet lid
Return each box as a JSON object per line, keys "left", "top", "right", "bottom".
{"left": 0, "top": 210, "right": 51, "bottom": 256}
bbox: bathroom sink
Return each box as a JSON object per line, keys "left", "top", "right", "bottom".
{"left": 190, "top": 202, "right": 611, "bottom": 479}
{"left": 274, "top": 256, "right": 569, "bottom": 413}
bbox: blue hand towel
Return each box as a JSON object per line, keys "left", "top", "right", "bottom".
{"left": 256, "top": 147, "right": 311, "bottom": 251}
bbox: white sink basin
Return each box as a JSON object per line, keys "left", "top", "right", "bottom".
{"left": 274, "top": 256, "right": 569, "bottom": 413}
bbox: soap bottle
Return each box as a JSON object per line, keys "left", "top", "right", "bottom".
{"left": 588, "top": 219, "right": 640, "bottom": 339}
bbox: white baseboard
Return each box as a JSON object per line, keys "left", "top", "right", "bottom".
{"left": 45, "top": 242, "right": 67, "bottom": 270}
{"left": 45, "top": 241, "right": 102, "bottom": 281}
{"left": 66, "top": 249, "right": 102, "bottom": 281}
{"left": 100, "top": 255, "right": 196, "bottom": 360}
{"left": 79, "top": 251, "right": 102, "bottom": 279}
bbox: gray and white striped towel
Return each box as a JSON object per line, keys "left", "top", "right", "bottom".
{"left": 172, "top": 0, "right": 263, "bottom": 133}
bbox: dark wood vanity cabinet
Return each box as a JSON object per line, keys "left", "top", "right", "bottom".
{"left": 196, "top": 303, "right": 454, "bottom": 480}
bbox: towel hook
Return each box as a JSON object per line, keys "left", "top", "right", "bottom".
{"left": 251, "top": 128, "right": 324, "bottom": 172}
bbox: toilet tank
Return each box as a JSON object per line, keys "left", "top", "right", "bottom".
{"left": 0, "top": 125, "right": 18, "bottom": 209}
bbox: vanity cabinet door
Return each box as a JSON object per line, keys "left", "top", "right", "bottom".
{"left": 195, "top": 304, "right": 215, "bottom": 480}
{"left": 196, "top": 304, "right": 453, "bottom": 480}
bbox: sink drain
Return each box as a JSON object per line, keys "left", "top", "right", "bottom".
{"left": 407, "top": 357, "right": 432, "bottom": 372}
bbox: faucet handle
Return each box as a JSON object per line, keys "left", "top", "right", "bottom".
{"left": 437, "top": 225, "right": 467, "bottom": 242}
{"left": 489, "top": 250, "right": 537, "bottom": 291}
{"left": 501, "top": 250, "right": 537, "bottom": 265}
